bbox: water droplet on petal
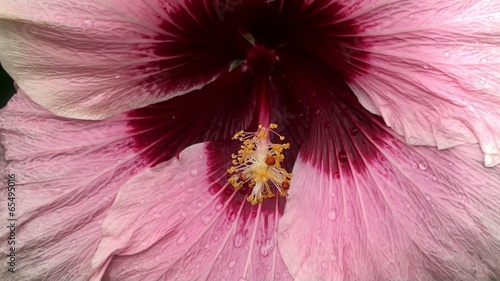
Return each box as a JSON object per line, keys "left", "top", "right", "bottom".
{"left": 233, "top": 234, "right": 245, "bottom": 248}
{"left": 176, "top": 233, "right": 187, "bottom": 245}
{"left": 417, "top": 161, "right": 428, "bottom": 171}
{"left": 209, "top": 183, "right": 222, "bottom": 195}
{"left": 201, "top": 213, "right": 212, "bottom": 224}
{"left": 228, "top": 260, "right": 237, "bottom": 269}
{"left": 228, "top": 211, "right": 237, "bottom": 221}
{"left": 480, "top": 57, "right": 488, "bottom": 64}
{"left": 83, "top": 19, "right": 94, "bottom": 28}
{"left": 327, "top": 209, "right": 337, "bottom": 221}
{"left": 215, "top": 202, "right": 224, "bottom": 211}
{"left": 350, "top": 128, "right": 359, "bottom": 136}
{"left": 259, "top": 238, "right": 275, "bottom": 257}
{"left": 338, "top": 150, "right": 347, "bottom": 163}
{"left": 190, "top": 169, "right": 199, "bottom": 176}
{"left": 425, "top": 195, "right": 431, "bottom": 201}
{"left": 443, "top": 51, "right": 450, "bottom": 58}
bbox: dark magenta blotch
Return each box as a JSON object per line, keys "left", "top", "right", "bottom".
{"left": 127, "top": 0, "right": 385, "bottom": 215}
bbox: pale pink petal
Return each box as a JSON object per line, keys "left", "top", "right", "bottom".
{"left": 91, "top": 142, "right": 292, "bottom": 281}
{"left": 0, "top": 0, "right": 232, "bottom": 119}
{"left": 0, "top": 91, "right": 151, "bottom": 280}
{"left": 279, "top": 123, "right": 500, "bottom": 280}
{"left": 342, "top": 0, "right": 500, "bottom": 166}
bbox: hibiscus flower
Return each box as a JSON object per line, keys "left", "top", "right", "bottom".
{"left": 1, "top": 0, "right": 500, "bottom": 280}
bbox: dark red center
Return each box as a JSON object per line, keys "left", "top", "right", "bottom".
{"left": 127, "top": 0, "right": 386, "bottom": 214}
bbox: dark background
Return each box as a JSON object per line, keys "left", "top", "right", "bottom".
{"left": 0, "top": 63, "right": 15, "bottom": 108}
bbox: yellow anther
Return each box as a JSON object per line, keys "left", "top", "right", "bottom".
{"left": 226, "top": 124, "right": 293, "bottom": 205}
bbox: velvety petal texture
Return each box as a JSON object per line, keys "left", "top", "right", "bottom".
{"left": 0, "top": 91, "right": 150, "bottom": 280}
{"left": 0, "top": 0, "right": 232, "bottom": 119}
{"left": 279, "top": 115, "right": 500, "bottom": 280}
{"left": 91, "top": 142, "right": 292, "bottom": 281}
{"left": 345, "top": 0, "right": 500, "bottom": 166}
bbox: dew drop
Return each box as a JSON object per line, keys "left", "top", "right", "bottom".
{"left": 209, "top": 183, "right": 222, "bottom": 195}
{"left": 196, "top": 201, "right": 205, "bottom": 208}
{"left": 443, "top": 51, "right": 450, "bottom": 58}
{"left": 417, "top": 161, "right": 428, "bottom": 171}
{"left": 190, "top": 169, "right": 199, "bottom": 176}
{"left": 425, "top": 195, "right": 431, "bottom": 201}
{"left": 338, "top": 150, "right": 348, "bottom": 163}
{"left": 228, "top": 211, "right": 237, "bottom": 221}
{"left": 432, "top": 176, "right": 437, "bottom": 181}
{"left": 327, "top": 209, "right": 337, "bottom": 221}
{"left": 228, "top": 259, "right": 237, "bottom": 269}
{"left": 233, "top": 234, "right": 245, "bottom": 248}
{"left": 448, "top": 162, "right": 453, "bottom": 166}
{"left": 201, "top": 213, "right": 212, "bottom": 225}
{"left": 259, "top": 238, "right": 275, "bottom": 257}
{"left": 480, "top": 57, "right": 488, "bottom": 64}
{"left": 224, "top": 187, "right": 234, "bottom": 196}
{"left": 422, "top": 64, "right": 430, "bottom": 69}
{"left": 215, "top": 202, "right": 224, "bottom": 211}
{"left": 83, "top": 19, "right": 94, "bottom": 28}
{"left": 350, "top": 128, "right": 359, "bottom": 136}
{"left": 330, "top": 254, "right": 337, "bottom": 261}
{"left": 176, "top": 233, "right": 187, "bottom": 245}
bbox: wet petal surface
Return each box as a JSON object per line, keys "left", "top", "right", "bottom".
{"left": 0, "top": 91, "right": 150, "bottom": 280}
{"left": 92, "top": 142, "right": 292, "bottom": 281}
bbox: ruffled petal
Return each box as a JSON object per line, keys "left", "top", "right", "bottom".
{"left": 91, "top": 142, "right": 292, "bottom": 281}
{"left": 0, "top": 91, "right": 153, "bottom": 280}
{"left": 346, "top": 0, "right": 500, "bottom": 166}
{"left": 278, "top": 108, "right": 500, "bottom": 280}
{"left": 0, "top": 0, "right": 237, "bottom": 119}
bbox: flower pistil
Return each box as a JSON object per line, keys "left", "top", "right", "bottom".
{"left": 227, "top": 124, "right": 292, "bottom": 205}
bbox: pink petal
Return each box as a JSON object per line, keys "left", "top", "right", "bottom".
{"left": 346, "top": 1, "right": 500, "bottom": 166}
{"left": 0, "top": 91, "right": 151, "bottom": 280}
{"left": 0, "top": 0, "right": 234, "bottom": 119}
{"left": 91, "top": 142, "right": 292, "bottom": 281}
{"left": 278, "top": 113, "right": 500, "bottom": 280}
